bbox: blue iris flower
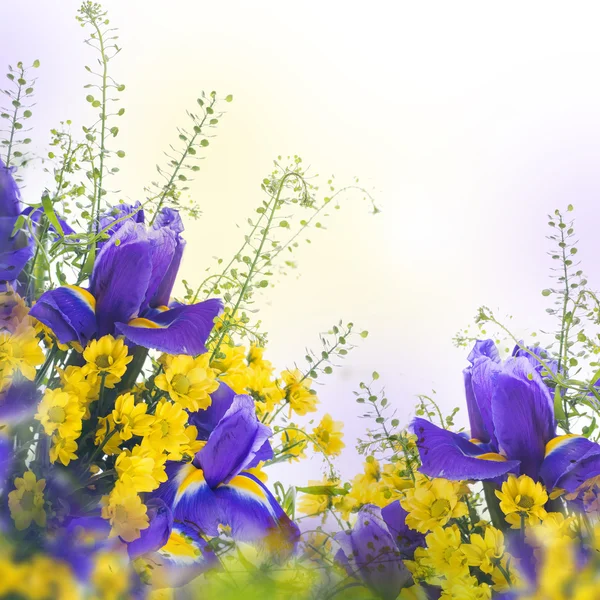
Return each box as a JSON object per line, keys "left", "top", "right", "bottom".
{"left": 152, "top": 392, "right": 299, "bottom": 548}
{"left": 413, "top": 339, "right": 600, "bottom": 498}
{"left": 334, "top": 503, "right": 413, "bottom": 600}
{"left": 0, "top": 159, "right": 33, "bottom": 284}
{"left": 30, "top": 204, "right": 222, "bottom": 355}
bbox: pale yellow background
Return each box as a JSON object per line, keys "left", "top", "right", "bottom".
{"left": 4, "top": 1, "right": 600, "bottom": 482}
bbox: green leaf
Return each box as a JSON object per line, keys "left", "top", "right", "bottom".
{"left": 33, "top": 59, "right": 40, "bottom": 68}
{"left": 225, "top": 94, "right": 233, "bottom": 102}
{"left": 553, "top": 386, "right": 566, "bottom": 422}
{"left": 42, "top": 192, "right": 64, "bottom": 237}
{"left": 295, "top": 485, "right": 347, "bottom": 497}
{"left": 10, "top": 215, "right": 25, "bottom": 237}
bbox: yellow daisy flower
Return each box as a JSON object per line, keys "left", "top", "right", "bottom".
{"left": 83, "top": 335, "right": 132, "bottom": 388}
{"left": 281, "top": 427, "right": 308, "bottom": 461}
{"left": 49, "top": 433, "right": 79, "bottom": 466}
{"left": 495, "top": 474, "right": 548, "bottom": 528}
{"left": 401, "top": 475, "right": 468, "bottom": 533}
{"left": 95, "top": 415, "right": 123, "bottom": 455}
{"left": 115, "top": 449, "right": 159, "bottom": 493}
{"left": 281, "top": 369, "right": 318, "bottom": 416}
{"left": 101, "top": 482, "right": 149, "bottom": 542}
{"left": 312, "top": 413, "right": 345, "bottom": 456}
{"left": 35, "top": 388, "right": 84, "bottom": 439}
{"left": 8, "top": 471, "right": 47, "bottom": 530}
{"left": 461, "top": 527, "right": 505, "bottom": 575}
{"left": 147, "top": 399, "right": 190, "bottom": 455}
{"left": 111, "top": 393, "right": 154, "bottom": 440}
{"left": 421, "top": 525, "right": 469, "bottom": 580}
{"left": 155, "top": 353, "right": 218, "bottom": 411}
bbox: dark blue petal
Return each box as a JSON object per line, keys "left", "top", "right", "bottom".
{"left": 464, "top": 367, "right": 489, "bottom": 445}
{"left": 469, "top": 356, "right": 502, "bottom": 447}
{"left": 152, "top": 207, "right": 184, "bottom": 234}
{"left": 116, "top": 298, "right": 222, "bottom": 355}
{"left": 98, "top": 201, "right": 145, "bottom": 248}
{"left": 90, "top": 221, "right": 155, "bottom": 336}
{"left": 150, "top": 522, "right": 218, "bottom": 589}
{"left": 0, "top": 159, "right": 21, "bottom": 218}
{"left": 380, "top": 500, "right": 425, "bottom": 559}
{"left": 47, "top": 516, "right": 111, "bottom": 580}
{"left": 188, "top": 382, "right": 236, "bottom": 440}
{"left": 0, "top": 217, "right": 33, "bottom": 281}
{"left": 215, "top": 472, "right": 300, "bottom": 548}
{"left": 150, "top": 235, "right": 185, "bottom": 309}
{"left": 30, "top": 285, "right": 97, "bottom": 345}
{"left": 491, "top": 357, "right": 556, "bottom": 478}
{"left": 139, "top": 227, "right": 177, "bottom": 313}
{"left": 0, "top": 436, "right": 12, "bottom": 494}
{"left": 127, "top": 498, "right": 173, "bottom": 559}
{"left": 412, "top": 417, "right": 519, "bottom": 480}
{"left": 467, "top": 339, "right": 500, "bottom": 364}
{"left": 512, "top": 342, "right": 560, "bottom": 378}
{"left": 0, "top": 379, "right": 40, "bottom": 424}
{"left": 335, "top": 504, "right": 412, "bottom": 600}
{"left": 540, "top": 435, "right": 600, "bottom": 493}
{"left": 195, "top": 395, "right": 272, "bottom": 488}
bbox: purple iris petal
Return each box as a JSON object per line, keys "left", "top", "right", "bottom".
{"left": 468, "top": 339, "right": 501, "bottom": 364}
{"left": 127, "top": 498, "right": 173, "bottom": 559}
{"left": 540, "top": 436, "right": 600, "bottom": 493}
{"left": 153, "top": 207, "right": 184, "bottom": 234}
{"left": 0, "top": 159, "right": 21, "bottom": 218}
{"left": 21, "top": 206, "right": 76, "bottom": 238}
{"left": 188, "top": 382, "right": 236, "bottom": 440}
{"left": 0, "top": 379, "right": 40, "bottom": 424}
{"left": 139, "top": 227, "right": 178, "bottom": 313}
{"left": 98, "top": 201, "right": 145, "bottom": 248}
{"left": 469, "top": 357, "right": 501, "bottom": 447}
{"left": 0, "top": 217, "right": 33, "bottom": 281}
{"left": 195, "top": 395, "right": 272, "bottom": 488}
{"left": 512, "top": 342, "right": 560, "bottom": 377}
{"left": 90, "top": 221, "right": 156, "bottom": 335}
{"left": 30, "top": 285, "right": 96, "bottom": 345}
{"left": 335, "top": 504, "right": 412, "bottom": 600}
{"left": 215, "top": 472, "right": 300, "bottom": 548}
{"left": 151, "top": 522, "right": 218, "bottom": 588}
{"left": 491, "top": 357, "right": 555, "bottom": 478}
{"left": 151, "top": 235, "right": 185, "bottom": 309}
{"left": 116, "top": 298, "right": 223, "bottom": 356}
{"left": 412, "top": 417, "right": 519, "bottom": 480}
{"left": 0, "top": 436, "right": 12, "bottom": 493}
{"left": 47, "top": 516, "right": 111, "bottom": 580}
{"left": 380, "top": 500, "right": 425, "bottom": 559}
{"left": 464, "top": 367, "right": 489, "bottom": 445}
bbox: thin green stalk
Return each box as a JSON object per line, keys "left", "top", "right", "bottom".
{"left": 4, "top": 65, "right": 24, "bottom": 167}
{"left": 209, "top": 172, "right": 301, "bottom": 361}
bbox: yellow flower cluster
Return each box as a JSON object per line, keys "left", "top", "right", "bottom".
{"left": 0, "top": 314, "right": 44, "bottom": 392}
{"left": 156, "top": 353, "right": 219, "bottom": 411}
{"left": 83, "top": 335, "right": 132, "bottom": 388}
{"left": 400, "top": 474, "right": 468, "bottom": 533}
{"left": 495, "top": 474, "right": 548, "bottom": 529}
{"left": 281, "top": 369, "right": 318, "bottom": 416}
{"left": 406, "top": 523, "right": 515, "bottom": 599}
{"left": 0, "top": 551, "right": 77, "bottom": 600}
{"left": 311, "top": 413, "right": 345, "bottom": 456}
{"left": 8, "top": 470, "right": 46, "bottom": 531}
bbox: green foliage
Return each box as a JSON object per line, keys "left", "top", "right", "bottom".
{"left": 146, "top": 90, "right": 231, "bottom": 222}
{"left": 0, "top": 59, "right": 40, "bottom": 171}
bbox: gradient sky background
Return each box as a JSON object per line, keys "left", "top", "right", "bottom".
{"left": 4, "top": 1, "right": 600, "bottom": 484}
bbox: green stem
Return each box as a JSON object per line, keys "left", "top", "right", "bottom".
{"left": 149, "top": 95, "right": 218, "bottom": 226}
{"left": 4, "top": 65, "right": 24, "bottom": 167}
{"left": 209, "top": 172, "right": 301, "bottom": 361}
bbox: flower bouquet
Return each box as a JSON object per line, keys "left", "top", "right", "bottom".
{"left": 3, "top": 3, "right": 600, "bottom": 600}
